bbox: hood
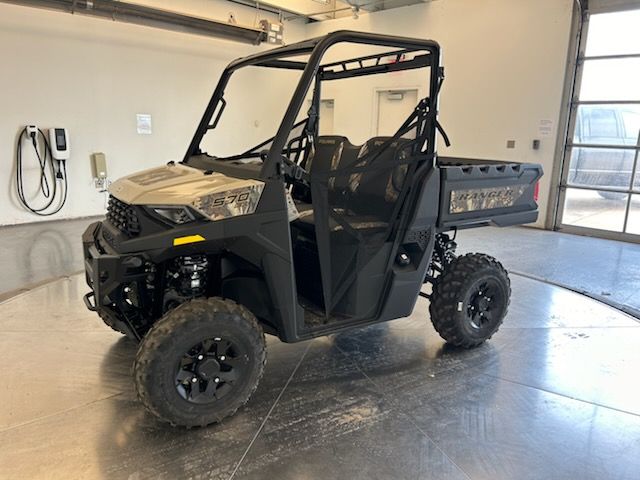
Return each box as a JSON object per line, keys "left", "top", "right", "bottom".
{"left": 109, "top": 163, "right": 263, "bottom": 206}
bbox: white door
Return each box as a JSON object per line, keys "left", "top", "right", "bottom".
{"left": 376, "top": 89, "right": 418, "bottom": 137}
{"left": 319, "top": 99, "right": 335, "bottom": 135}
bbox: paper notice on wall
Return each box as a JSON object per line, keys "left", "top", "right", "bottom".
{"left": 538, "top": 119, "right": 554, "bottom": 137}
{"left": 136, "top": 114, "right": 152, "bottom": 135}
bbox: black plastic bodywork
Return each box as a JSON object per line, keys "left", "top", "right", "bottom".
{"left": 82, "top": 30, "right": 542, "bottom": 343}
{"left": 438, "top": 157, "right": 541, "bottom": 229}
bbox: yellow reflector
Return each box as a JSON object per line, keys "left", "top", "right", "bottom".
{"left": 173, "top": 234, "right": 205, "bottom": 246}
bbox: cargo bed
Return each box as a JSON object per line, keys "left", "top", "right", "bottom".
{"left": 437, "top": 156, "right": 543, "bottom": 229}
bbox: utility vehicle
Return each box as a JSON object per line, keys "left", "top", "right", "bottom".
{"left": 82, "top": 31, "right": 542, "bottom": 427}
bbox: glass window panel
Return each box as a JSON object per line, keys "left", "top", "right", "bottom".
{"left": 199, "top": 66, "right": 303, "bottom": 157}
{"left": 625, "top": 194, "right": 640, "bottom": 234}
{"left": 634, "top": 165, "right": 640, "bottom": 190}
{"left": 585, "top": 10, "right": 640, "bottom": 57}
{"left": 562, "top": 188, "right": 628, "bottom": 232}
{"left": 621, "top": 109, "right": 640, "bottom": 143}
{"left": 574, "top": 105, "right": 631, "bottom": 143}
{"left": 579, "top": 58, "right": 640, "bottom": 101}
{"left": 566, "top": 147, "right": 634, "bottom": 189}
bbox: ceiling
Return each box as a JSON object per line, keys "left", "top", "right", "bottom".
{"left": 229, "top": 0, "right": 432, "bottom": 22}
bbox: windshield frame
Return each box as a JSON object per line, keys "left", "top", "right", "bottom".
{"left": 182, "top": 30, "right": 442, "bottom": 179}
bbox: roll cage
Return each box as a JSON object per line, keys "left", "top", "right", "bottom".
{"left": 182, "top": 30, "right": 444, "bottom": 179}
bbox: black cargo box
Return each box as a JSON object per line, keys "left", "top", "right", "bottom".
{"left": 437, "top": 157, "right": 543, "bottom": 229}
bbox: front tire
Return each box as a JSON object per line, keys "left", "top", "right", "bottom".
{"left": 133, "top": 297, "right": 266, "bottom": 427}
{"left": 98, "top": 310, "right": 135, "bottom": 340}
{"left": 429, "top": 253, "right": 510, "bottom": 348}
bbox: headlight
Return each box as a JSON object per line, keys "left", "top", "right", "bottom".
{"left": 151, "top": 206, "right": 198, "bottom": 225}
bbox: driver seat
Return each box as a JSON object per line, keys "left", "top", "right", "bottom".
{"left": 291, "top": 136, "right": 347, "bottom": 205}
{"left": 291, "top": 136, "right": 412, "bottom": 236}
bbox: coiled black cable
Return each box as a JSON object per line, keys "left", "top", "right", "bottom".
{"left": 15, "top": 127, "right": 68, "bottom": 216}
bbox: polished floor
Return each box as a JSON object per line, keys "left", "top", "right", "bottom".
{"left": 1, "top": 272, "right": 639, "bottom": 479}
{"left": 458, "top": 226, "right": 640, "bottom": 318}
{"left": 0, "top": 217, "right": 97, "bottom": 300}
{"left": 2, "top": 218, "right": 640, "bottom": 317}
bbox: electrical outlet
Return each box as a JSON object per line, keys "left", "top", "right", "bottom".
{"left": 26, "top": 125, "right": 38, "bottom": 138}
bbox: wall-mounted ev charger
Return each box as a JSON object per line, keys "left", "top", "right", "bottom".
{"left": 15, "top": 125, "right": 69, "bottom": 216}
{"left": 48, "top": 128, "right": 70, "bottom": 160}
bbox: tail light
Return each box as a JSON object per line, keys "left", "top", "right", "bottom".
{"left": 533, "top": 181, "right": 540, "bottom": 202}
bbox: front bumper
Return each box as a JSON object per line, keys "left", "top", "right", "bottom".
{"left": 82, "top": 221, "right": 147, "bottom": 339}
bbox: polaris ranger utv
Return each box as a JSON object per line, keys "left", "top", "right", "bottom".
{"left": 82, "top": 31, "right": 542, "bottom": 427}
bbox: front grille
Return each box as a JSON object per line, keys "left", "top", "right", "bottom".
{"left": 101, "top": 226, "right": 116, "bottom": 247}
{"left": 106, "top": 195, "right": 140, "bottom": 237}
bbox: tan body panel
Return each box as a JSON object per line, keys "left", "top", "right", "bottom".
{"left": 109, "top": 164, "right": 263, "bottom": 206}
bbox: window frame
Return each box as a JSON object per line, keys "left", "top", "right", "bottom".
{"left": 552, "top": 1, "right": 640, "bottom": 243}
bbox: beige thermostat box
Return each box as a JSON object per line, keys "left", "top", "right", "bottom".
{"left": 91, "top": 152, "right": 108, "bottom": 179}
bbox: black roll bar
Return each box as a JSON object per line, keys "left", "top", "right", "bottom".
{"left": 183, "top": 30, "right": 442, "bottom": 177}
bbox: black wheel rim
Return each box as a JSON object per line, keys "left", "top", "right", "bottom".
{"left": 175, "top": 337, "right": 247, "bottom": 404}
{"left": 466, "top": 279, "right": 505, "bottom": 330}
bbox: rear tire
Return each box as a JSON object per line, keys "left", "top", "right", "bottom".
{"left": 429, "top": 253, "right": 510, "bottom": 348}
{"left": 134, "top": 297, "right": 266, "bottom": 427}
{"left": 597, "top": 191, "right": 626, "bottom": 201}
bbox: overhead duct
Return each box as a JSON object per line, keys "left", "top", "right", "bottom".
{"left": 0, "top": 0, "right": 268, "bottom": 44}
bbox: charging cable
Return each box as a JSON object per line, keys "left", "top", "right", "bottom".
{"left": 15, "top": 126, "right": 68, "bottom": 216}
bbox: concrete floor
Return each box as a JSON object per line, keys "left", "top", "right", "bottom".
{"left": 1, "top": 219, "right": 640, "bottom": 478}
{"left": 458, "top": 226, "right": 640, "bottom": 318}
{"left": 2, "top": 217, "right": 639, "bottom": 317}
{"left": 1, "top": 272, "right": 639, "bottom": 479}
{"left": 0, "top": 219, "right": 640, "bottom": 480}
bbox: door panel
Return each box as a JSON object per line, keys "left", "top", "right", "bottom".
{"left": 557, "top": 7, "right": 640, "bottom": 241}
{"left": 625, "top": 195, "right": 640, "bottom": 234}
{"left": 319, "top": 99, "right": 334, "bottom": 135}
{"left": 567, "top": 147, "right": 633, "bottom": 189}
{"left": 562, "top": 188, "right": 628, "bottom": 232}
{"left": 579, "top": 58, "right": 640, "bottom": 102}
{"left": 573, "top": 105, "right": 640, "bottom": 146}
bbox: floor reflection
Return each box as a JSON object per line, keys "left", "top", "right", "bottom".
{"left": 1, "top": 273, "right": 639, "bottom": 480}
{"left": 0, "top": 217, "right": 96, "bottom": 296}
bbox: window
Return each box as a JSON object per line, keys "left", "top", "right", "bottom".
{"left": 622, "top": 110, "right": 640, "bottom": 143}
{"left": 588, "top": 109, "right": 618, "bottom": 139}
{"left": 557, "top": 7, "right": 640, "bottom": 239}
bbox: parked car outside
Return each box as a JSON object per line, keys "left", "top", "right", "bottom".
{"left": 569, "top": 105, "right": 640, "bottom": 199}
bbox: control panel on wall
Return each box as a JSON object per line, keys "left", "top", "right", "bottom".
{"left": 91, "top": 152, "right": 110, "bottom": 193}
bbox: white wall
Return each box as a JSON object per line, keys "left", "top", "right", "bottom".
{"left": 318, "top": 51, "right": 428, "bottom": 144}
{"left": 307, "top": 0, "right": 574, "bottom": 228}
{"left": 0, "top": 1, "right": 306, "bottom": 225}
{"left": 1, "top": 0, "right": 573, "bottom": 228}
